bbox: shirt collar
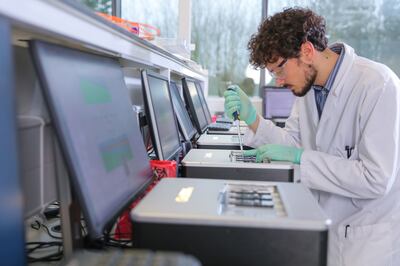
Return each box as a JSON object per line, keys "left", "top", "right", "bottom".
{"left": 313, "top": 44, "right": 345, "bottom": 92}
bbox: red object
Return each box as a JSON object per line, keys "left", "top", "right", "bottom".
{"left": 114, "top": 160, "right": 177, "bottom": 240}
{"left": 150, "top": 160, "right": 177, "bottom": 178}
{"left": 96, "top": 12, "right": 160, "bottom": 40}
{"left": 211, "top": 115, "right": 217, "bottom": 123}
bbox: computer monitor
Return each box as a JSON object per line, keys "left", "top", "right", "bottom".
{"left": 195, "top": 82, "right": 212, "bottom": 124}
{"left": 30, "top": 40, "right": 153, "bottom": 239}
{"left": 141, "top": 71, "right": 182, "bottom": 161}
{"left": 169, "top": 81, "right": 197, "bottom": 142}
{"left": 263, "top": 86, "right": 296, "bottom": 119}
{"left": 182, "top": 77, "right": 208, "bottom": 134}
{"left": 0, "top": 17, "right": 26, "bottom": 266}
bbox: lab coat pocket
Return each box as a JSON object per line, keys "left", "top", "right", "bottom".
{"left": 341, "top": 223, "right": 392, "bottom": 266}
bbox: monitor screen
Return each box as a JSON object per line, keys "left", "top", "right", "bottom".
{"left": 195, "top": 82, "right": 212, "bottom": 124}
{"left": 141, "top": 71, "right": 181, "bottom": 160}
{"left": 0, "top": 18, "right": 26, "bottom": 265}
{"left": 182, "top": 78, "right": 208, "bottom": 134}
{"left": 30, "top": 40, "right": 153, "bottom": 239}
{"left": 263, "top": 86, "right": 296, "bottom": 119}
{"left": 169, "top": 81, "right": 197, "bottom": 141}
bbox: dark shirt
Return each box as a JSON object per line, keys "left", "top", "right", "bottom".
{"left": 313, "top": 44, "right": 345, "bottom": 119}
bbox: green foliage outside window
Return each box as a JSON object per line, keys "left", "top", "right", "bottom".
{"left": 191, "top": 1, "right": 261, "bottom": 97}
{"left": 79, "top": 0, "right": 112, "bottom": 15}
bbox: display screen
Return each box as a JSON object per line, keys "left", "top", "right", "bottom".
{"left": 264, "top": 87, "right": 296, "bottom": 119}
{"left": 195, "top": 82, "right": 212, "bottom": 124}
{"left": 143, "top": 71, "right": 181, "bottom": 160}
{"left": 170, "top": 82, "right": 197, "bottom": 141}
{"left": 182, "top": 78, "right": 208, "bottom": 133}
{"left": 31, "top": 40, "right": 153, "bottom": 238}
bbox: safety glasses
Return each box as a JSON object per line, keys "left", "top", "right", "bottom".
{"left": 268, "top": 58, "right": 288, "bottom": 78}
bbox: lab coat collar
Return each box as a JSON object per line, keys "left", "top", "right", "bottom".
{"left": 314, "top": 43, "right": 357, "bottom": 149}
{"left": 302, "top": 43, "right": 356, "bottom": 138}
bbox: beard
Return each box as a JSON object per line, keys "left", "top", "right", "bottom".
{"left": 290, "top": 64, "right": 318, "bottom": 97}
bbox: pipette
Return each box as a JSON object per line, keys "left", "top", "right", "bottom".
{"left": 227, "top": 88, "right": 244, "bottom": 154}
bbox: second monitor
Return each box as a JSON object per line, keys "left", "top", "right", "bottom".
{"left": 141, "top": 70, "right": 182, "bottom": 161}
{"left": 169, "top": 81, "right": 197, "bottom": 142}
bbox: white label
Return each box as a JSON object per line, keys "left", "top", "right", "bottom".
{"left": 175, "top": 187, "right": 194, "bottom": 203}
{"left": 205, "top": 152, "right": 213, "bottom": 158}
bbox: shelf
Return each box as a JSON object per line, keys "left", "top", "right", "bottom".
{"left": 0, "top": 0, "right": 207, "bottom": 81}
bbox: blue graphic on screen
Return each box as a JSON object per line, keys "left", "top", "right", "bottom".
{"left": 99, "top": 135, "right": 133, "bottom": 173}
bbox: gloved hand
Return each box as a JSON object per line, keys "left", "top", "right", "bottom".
{"left": 224, "top": 85, "right": 257, "bottom": 125}
{"left": 243, "top": 144, "right": 304, "bottom": 164}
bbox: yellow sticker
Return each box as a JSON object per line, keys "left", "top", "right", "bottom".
{"left": 175, "top": 187, "right": 194, "bottom": 203}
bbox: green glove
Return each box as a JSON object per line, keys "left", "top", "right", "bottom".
{"left": 224, "top": 85, "right": 257, "bottom": 125}
{"left": 244, "top": 144, "right": 304, "bottom": 164}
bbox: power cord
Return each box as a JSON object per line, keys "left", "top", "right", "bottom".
{"left": 30, "top": 218, "right": 62, "bottom": 240}
{"left": 103, "top": 229, "right": 133, "bottom": 249}
{"left": 26, "top": 241, "right": 63, "bottom": 263}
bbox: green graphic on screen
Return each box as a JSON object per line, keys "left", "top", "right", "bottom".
{"left": 99, "top": 135, "right": 133, "bottom": 172}
{"left": 80, "top": 79, "right": 112, "bottom": 104}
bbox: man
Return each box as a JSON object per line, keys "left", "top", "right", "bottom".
{"left": 224, "top": 7, "right": 400, "bottom": 266}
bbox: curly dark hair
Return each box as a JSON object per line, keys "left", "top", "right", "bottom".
{"left": 248, "top": 7, "right": 328, "bottom": 69}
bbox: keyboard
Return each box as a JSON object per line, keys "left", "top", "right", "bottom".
{"left": 215, "top": 117, "right": 233, "bottom": 124}
{"left": 207, "top": 122, "right": 231, "bottom": 131}
{"left": 66, "top": 248, "right": 201, "bottom": 266}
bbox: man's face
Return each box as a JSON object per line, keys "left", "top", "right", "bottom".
{"left": 268, "top": 58, "right": 317, "bottom": 97}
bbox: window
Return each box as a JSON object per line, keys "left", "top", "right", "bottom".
{"left": 77, "top": 0, "right": 264, "bottom": 98}
{"left": 268, "top": 0, "right": 400, "bottom": 77}
{"left": 78, "top": 0, "right": 112, "bottom": 15}
{"left": 191, "top": 1, "right": 262, "bottom": 96}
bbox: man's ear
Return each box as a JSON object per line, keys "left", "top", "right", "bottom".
{"left": 299, "top": 41, "right": 315, "bottom": 64}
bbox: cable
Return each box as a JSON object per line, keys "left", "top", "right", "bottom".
{"left": 147, "top": 146, "right": 154, "bottom": 154}
{"left": 41, "top": 223, "right": 62, "bottom": 239}
{"left": 80, "top": 217, "right": 88, "bottom": 236}
{"left": 101, "top": 225, "right": 133, "bottom": 249}
{"left": 26, "top": 241, "right": 63, "bottom": 263}
{"left": 30, "top": 218, "right": 62, "bottom": 239}
{"left": 103, "top": 234, "right": 132, "bottom": 248}
{"left": 26, "top": 241, "right": 61, "bottom": 253}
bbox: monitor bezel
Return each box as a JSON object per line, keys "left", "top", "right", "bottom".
{"left": 30, "top": 40, "right": 153, "bottom": 239}
{"left": 141, "top": 70, "right": 182, "bottom": 161}
{"left": 181, "top": 77, "right": 208, "bottom": 134}
{"left": 169, "top": 81, "right": 197, "bottom": 141}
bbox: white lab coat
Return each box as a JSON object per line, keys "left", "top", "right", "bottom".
{"left": 244, "top": 43, "right": 400, "bottom": 266}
